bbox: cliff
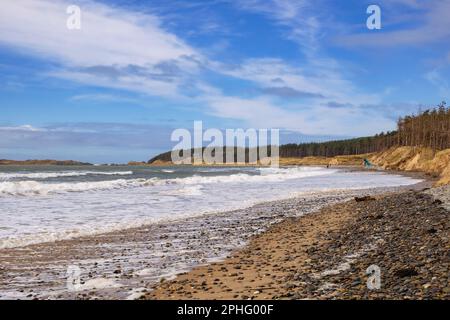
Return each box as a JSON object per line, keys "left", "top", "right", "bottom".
{"left": 278, "top": 154, "right": 370, "bottom": 166}
{"left": 369, "top": 147, "right": 450, "bottom": 186}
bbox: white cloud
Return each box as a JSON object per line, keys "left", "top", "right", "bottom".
{"left": 234, "top": 0, "right": 321, "bottom": 51}
{"left": 237, "top": 0, "right": 307, "bottom": 20}
{"left": 0, "top": 125, "right": 46, "bottom": 132}
{"left": 0, "top": 0, "right": 203, "bottom": 97}
{"left": 216, "top": 58, "right": 380, "bottom": 106}
{"left": 0, "top": 123, "right": 174, "bottom": 149}
{"left": 204, "top": 95, "right": 393, "bottom": 136}
{"left": 70, "top": 93, "right": 140, "bottom": 104}
{"left": 336, "top": 0, "right": 450, "bottom": 47}
{"left": 0, "top": 0, "right": 197, "bottom": 66}
{"left": 0, "top": 0, "right": 407, "bottom": 138}
{"left": 425, "top": 69, "right": 450, "bottom": 97}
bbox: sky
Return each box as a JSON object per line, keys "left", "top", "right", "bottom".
{"left": 1, "top": 0, "right": 449, "bottom": 163}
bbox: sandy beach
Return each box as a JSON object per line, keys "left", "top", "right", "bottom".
{"left": 0, "top": 186, "right": 402, "bottom": 299}
{"left": 147, "top": 183, "right": 449, "bottom": 300}
{"left": 3, "top": 0, "right": 450, "bottom": 305}
{"left": 1, "top": 166, "right": 446, "bottom": 300}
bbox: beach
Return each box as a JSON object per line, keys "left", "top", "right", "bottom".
{"left": 148, "top": 183, "right": 449, "bottom": 300}
{"left": 1, "top": 163, "right": 446, "bottom": 300}
{"left": 0, "top": 185, "right": 408, "bottom": 299}
{"left": 2, "top": 0, "right": 450, "bottom": 305}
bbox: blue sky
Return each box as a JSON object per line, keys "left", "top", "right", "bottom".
{"left": 1, "top": 0, "right": 449, "bottom": 163}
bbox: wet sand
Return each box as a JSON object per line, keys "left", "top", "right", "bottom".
{"left": 147, "top": 198, "right": 355, "bottom": 299}
{"left": 0, "top": 184, "right": 421, "bottom": 300}
{"left": 0, "top": 168, "right": 444, "bottom": 300}
{"left": 147, "top": 183, "right": 449, "bottom": 300}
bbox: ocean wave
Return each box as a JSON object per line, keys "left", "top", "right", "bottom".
{"left": 0, "top": 167, "right": 334, "bottom": 196}
{"left": 0, "top": 178, "right": 157, "bottom": 196}
{"left": 0, "top": 169, "right": 423, "bottom": 249}
{"left": 0, "top": 170, "right": 133, "bottom": 180}
{"left": 159, "top": 185, "right": 203, "bottom": 196}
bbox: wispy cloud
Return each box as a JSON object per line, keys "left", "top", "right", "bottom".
{"left": 0, "top": 0, "right": 204, "bottom": 98}
{"left": 425, "top": 69, "right": 450, "bottom": 98}
{"left": 203, "top": 94, "right": 394, "bottom": 137}
{"left": 69, "top": 93, "right": 141, "bottom": 104}
{"left": 335, "top": 0, "right": 450, "bottom": 47}
{"left": 0, "top": 0, "right": 433, "bottom": 151}
{"left": 234, "top": 0, "right": 322, "bottom": 52}
{"left": 0, "top": 124, "right": 46, "bottom": 132}
{"left": 0, "top": 123, "right": 174, "bottom": 150}
{"left": 215, "top": 58, "right": 380, "bottom": 106}
{"left": 260, "top": 86, "right": 325, "bottom": 99}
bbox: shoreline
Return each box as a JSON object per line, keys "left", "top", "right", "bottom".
{"left": 0, "top": 176, "right": 427, "bottom": 300}
{"left": 0, "top": 167, "right": 442, "bottom": 300}
{"left": 0, "top": 165, "right": 425, "bottom": 250}
{"left": 147, "top": 183, "right": 448, "bottom": 300}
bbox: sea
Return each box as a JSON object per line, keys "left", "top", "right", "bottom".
{"left": 0, "top": 165, "right": 421, "bottom": 249}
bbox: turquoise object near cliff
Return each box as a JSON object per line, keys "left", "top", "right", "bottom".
{"left": 364, "top": 158, "right": 373, "bottom": 168}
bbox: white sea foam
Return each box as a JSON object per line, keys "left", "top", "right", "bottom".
{"left": 0, "top": 167, "right": 332, "bottom": 196}
{"left": 170, "top": 167, "right": 335, "bottom": 185}
{"left": 0, "top": 166, "right": 422, "bottom": 249}
{"left": 72, "top": 278, "right": 122, "bottom": 291}
{"left": 0, "top": 178, "right": 156, "bottom": 196}
{"left": 0, "top": 170, "right": 133, "bottom": 180}
{"left": 159, "top": 185, "right": 203, "bottom": 196}
{"left": 0, "top": 201, "right": 239, "bottom": 249}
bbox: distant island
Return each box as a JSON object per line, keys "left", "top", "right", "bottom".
{"left": 0, "top": 159, "right": 92, "bottom": 166}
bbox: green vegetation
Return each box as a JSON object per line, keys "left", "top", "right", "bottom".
{"left": 397, "top": 102, "right": 450, "bottom": 150}
{"left": 149, "top": 102, "right": 450, "bottom": 163}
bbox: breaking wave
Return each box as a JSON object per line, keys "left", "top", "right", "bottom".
{"left": 0, "top": 167, "right": 334, "bottom": 196}
{"left": 0, "top": 171, "right": 133, "bottom": 180}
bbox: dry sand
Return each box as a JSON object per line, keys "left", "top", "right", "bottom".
{"left": 147, "top": 184, "right": 449, "bottom": 300}
{"left": 146, "top": 200, "right": 354, "bottom": 299}
{"left": 0, "top": 169, "right": 446, "bottom": 300}
{"left": 1, "top": 187, "right": 401, "bottom": 300}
